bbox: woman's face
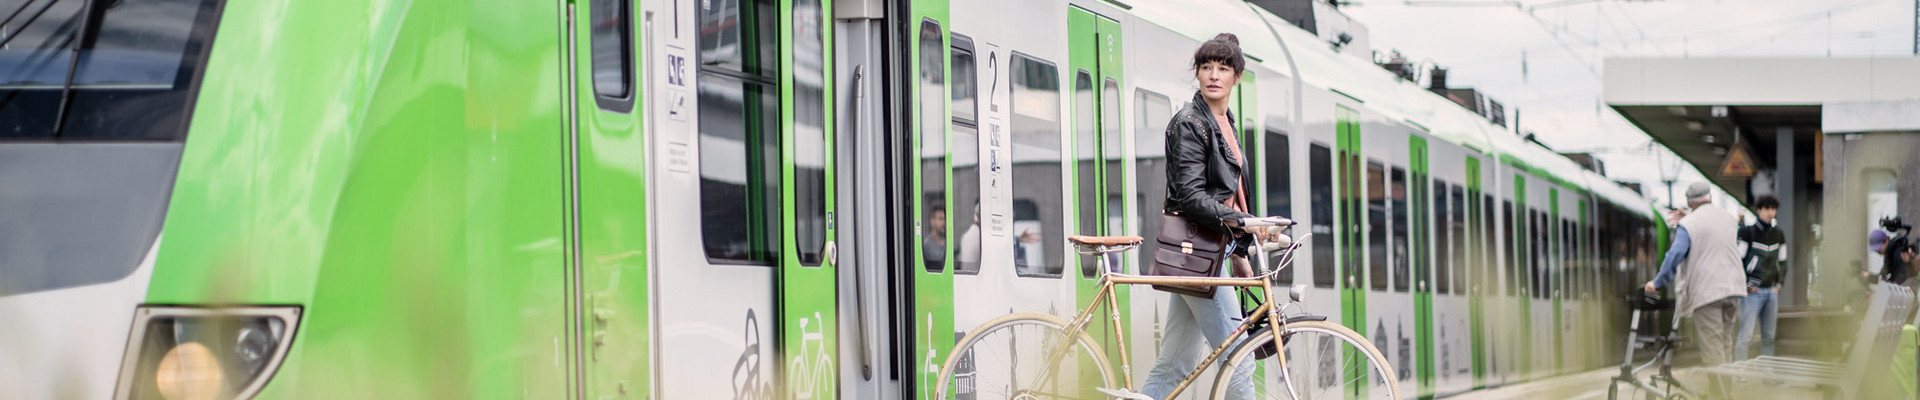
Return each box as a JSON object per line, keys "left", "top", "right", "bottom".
{"left": 1195, "top": 60, "right": 1240, "bottom": 104}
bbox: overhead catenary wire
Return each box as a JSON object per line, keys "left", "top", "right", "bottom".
{"left": 1361, "top": 0, "right": 1898, "bottom": 61}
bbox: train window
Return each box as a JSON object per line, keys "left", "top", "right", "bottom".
{"left": 1533, "top": 210, "right": 1546, "bottom": 299}
{"left": 1009, "top": 53, "right": 1063, "bottom": 278}
{"left": 1450, "top": 184, "right": 1467, "bottom": 295}
{"left": 694, "top": 75, "right": 782, "bottom": 265}
{"left": 1135, "top": 89, "right": 1172, "bottom": 275}
{"left": 1503, "top": 200, "right": 1516, "bottom": 296}
{"left": 0, "top": 0, "right": 223, "bottom": 140}
{"left": 590, "top": 0, "right": 635, "bottom": 107}
{"left": 1310, "top": 143, "right": 1335, "bottom": 288}
{"left": 1102, "top": 79, "right": 1124, "bottom": 244}
{"left": 1391, "top": 167, "right": 1410, "bottom": 293}
{"left": 1466, "top": 188, "right": 1479, "bottom": 295}
{"left": 1434, "top": 181, "right": 1450, "bottom": 294}
{"left": 1544, "top": 214, "right": 1553, "bottom": 299}
{"left": 1547, "top": 214, "right": 1558, "bottom": 299}
{"left": 1484, "top": 195, "right": 1496, "bottom": 295}
{"left": 1567, "top": 219, "right": 1577, "bottom": 299}
{"left": 1074, "top": 71, "right": 1098, "bottom": 278}
{"left": 1544, "top": 213, "right": 1553, "bottom": 299}
{"left": 951, "top": 132, "right": 983, "bottom": 275}
{"left": 1524, "top": 208, "right": 1534, "bottom": 298}
{"left": 1264, "top": 128, "right": 1292, "bottom": 282}
{"left": 952, "top": 34, "right": 982, "bottom": 275}
{"left": 1525, "top": 210, "right": 1536, "bottom": 298}
{"left": 1562, "top": 219, "right": 1573, "bottom": 299}
{"left": 916, "top": 19, "right": 948, "bottom": 272}
{"left": 952, "top": 34, "right": 979, "bottom": 125}
{"left": 698, "top": 0, "right": 783, "bottom": 264}
{"left": 699, "top": 0, "right": 777, "bottom": 77}
{"left": 793, "top": 0, "right": 830, "bottom": 265}
{"left": 1367, "top": 160, "right": 1387, "bottom": 291}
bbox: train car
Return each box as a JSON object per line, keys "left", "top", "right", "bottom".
{"left": 0, "top": 0, "right": 1678, "bottom": 398}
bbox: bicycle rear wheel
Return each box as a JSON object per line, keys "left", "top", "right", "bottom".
{"left": 935, "top": 313, "right": 1115, "bottom": 399}
{"left": 1213, "top": 320, "right": 1401, "bottom": 400}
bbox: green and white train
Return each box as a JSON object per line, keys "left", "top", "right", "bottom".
{"left": 0, "top": 0, "right": 1673, "bottom": 398}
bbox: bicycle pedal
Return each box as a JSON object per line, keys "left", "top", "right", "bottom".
{"left": 1093, "top": 387, "right": 1155, "bottom": 400}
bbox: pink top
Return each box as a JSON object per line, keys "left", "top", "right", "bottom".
{"left": 1214, "top": 112, "right": 1248, "bottom": 213}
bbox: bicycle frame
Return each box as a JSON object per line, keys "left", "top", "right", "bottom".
{"left": 1031, "top": 233, "right": 1305, "bottom": 399}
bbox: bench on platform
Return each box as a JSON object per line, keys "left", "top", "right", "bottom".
{"left": 1699, "top": 282, "right": 1914, "bottom": 399}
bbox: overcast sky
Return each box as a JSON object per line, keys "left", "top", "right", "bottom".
{"left": 1341, "top": 0, "right": 1915, "bottom": 209}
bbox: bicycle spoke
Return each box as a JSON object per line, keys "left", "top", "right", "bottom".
{"left": 938, "top": 314, "right": 1113, "bottom": 400}
{"left": 1216, "top": 321, "right": 1401, "bottom": 400}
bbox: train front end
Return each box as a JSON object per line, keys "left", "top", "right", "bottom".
{"left": 2, "top": 0, "right": 581, "bottom": 397}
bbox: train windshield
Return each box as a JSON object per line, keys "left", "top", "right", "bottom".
{"left": 2, "top": 0, "right": 223, "bottom": 140}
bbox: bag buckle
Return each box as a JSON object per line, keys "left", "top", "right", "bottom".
{"left": 1182, "top": 242, "right": 1194, "bottom": 254}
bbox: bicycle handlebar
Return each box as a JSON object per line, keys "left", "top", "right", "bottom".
{"left": 1239, "top": 216, "right": 1294, "bottom": 228}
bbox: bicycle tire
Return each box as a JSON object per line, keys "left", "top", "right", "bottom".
{"left": 934, "top": 313, "right": 1115, "bottom": 399}
{"left": 1212, "top": 320, "right": 1403, "bottom": 400}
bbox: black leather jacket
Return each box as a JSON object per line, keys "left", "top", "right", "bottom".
{"left": 1164, "top": 92, "right": 1255, "bottom": 241}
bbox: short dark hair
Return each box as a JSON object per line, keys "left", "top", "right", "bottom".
{"left": 1753, "top": 195, "right": 1779, "bottom": 210}
{"left": 1192, "top": 33, "right": 1245, "bottom": 74}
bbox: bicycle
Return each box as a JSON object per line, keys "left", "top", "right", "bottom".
{"left": 934, "top": 216, "right": 1402, "bottom": 400}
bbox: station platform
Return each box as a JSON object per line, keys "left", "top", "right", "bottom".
{"left": 1442, "top": 366, "right": 1827, "bottom": 400}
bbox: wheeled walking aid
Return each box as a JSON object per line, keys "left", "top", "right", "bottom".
{"left": 1608, "top": 291, "right": 1701, "bottom": 400}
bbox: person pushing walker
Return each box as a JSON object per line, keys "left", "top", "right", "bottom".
{"left": 1644, "top": 182, "right": 1746, "bottom": 398}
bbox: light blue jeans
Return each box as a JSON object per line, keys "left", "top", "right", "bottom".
{"left": 1736, "top": 287, "right": 1778, "bottom": 360}
{"left": 1141, "top": 250, "right": 1254, "bottom": 400}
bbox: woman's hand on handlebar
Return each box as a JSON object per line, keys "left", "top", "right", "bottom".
{"left": 1238, "top": 217, "right": 1289, "bottom": 243}
{"left": 1238, "top": 216, "right": 1293, "bottom": 228}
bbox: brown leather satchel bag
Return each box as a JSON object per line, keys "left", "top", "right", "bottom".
{"left": 1150, "top": 212, "right": 1230, "bottom": 297}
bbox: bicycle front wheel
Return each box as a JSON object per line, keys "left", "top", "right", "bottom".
{"left": 1213, "top": 320, "right": 1401, "bottom": 400}
{"left": 935, "top": 313, "right": 1115, "bottom": 400}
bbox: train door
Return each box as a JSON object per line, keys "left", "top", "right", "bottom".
{"left": 1361, "top": 129, "right": 1411, "bottom": 398}
{"left": 647, "top": 0, "right": 842, "bottom": 395}
{"left": 1333, "top": 105, "right": 1372, "bottom": 398}
{"left": 1530, "top": 183, "right": 1552, "bottom": 379}
{"left": 1464, "top": 157, "right": 1489, "bottom": 389}
{"left": 908, "top": 3, "right": 953, "bottom": 398}
{"left": 1067, "top": 6, "right": 1128, "bottom": 393}
{"left": 646, "top": 0, "right": 802, "bottom": 396}
{"left": 1433, "top": 155, "right": 1474, "bottom": 396}
{"left": 774, "top": 0, "right": 839, "bottom": 394}
{"left": 1548, "top": 188, "right": 1563, "bottom": 377}
{"left": 1234, "top": 63, "right": 1264, "bottom": 396}
{"left": 1512, "top": 173, "right": 1528, "bottom": 378}
{"left": 1492, "top": 163, "right": 1519, "bottom": 387}
{"left": 1567, "top": 199, "right": 1587, "bottom": 372}
{"left": 571, "top": 0, "right": 651, "bottom": 397}
{"left": 1409, "top": 136, "right": 1433, "bottom": 399}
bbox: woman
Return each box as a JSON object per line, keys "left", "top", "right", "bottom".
{"left": 1140, "top": 33, "right": 1264, "bottom": 400}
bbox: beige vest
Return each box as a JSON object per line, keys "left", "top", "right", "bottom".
{"left": 1674, "top": 204, "right": 1747, "bottom": 317}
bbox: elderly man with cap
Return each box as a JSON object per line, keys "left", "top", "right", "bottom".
{"left": 1644, "top": 182, "right": 1746, "bottom": 396}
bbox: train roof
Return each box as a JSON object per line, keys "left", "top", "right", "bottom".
{"left": 1120, "top": 0, "right": 1656, "bottom": 219}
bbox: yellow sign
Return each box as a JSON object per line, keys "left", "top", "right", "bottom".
{"left": 1720, "top": 146, "right": 1756, "bottom": 178}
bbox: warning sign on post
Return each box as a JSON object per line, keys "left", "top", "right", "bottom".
{"left": 1720, "top": 146, "right": 1756, "bottom": 178}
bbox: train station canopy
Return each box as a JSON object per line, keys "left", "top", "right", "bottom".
{"left": 1603, "top": 57, "right": 1920, "bottom": 204}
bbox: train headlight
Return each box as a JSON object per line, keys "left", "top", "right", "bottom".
{"left": 155, "top": 342, "right": 224, "bottom": 400}
{"left": 115, "top": 307, "right": 300, "bottom": 400}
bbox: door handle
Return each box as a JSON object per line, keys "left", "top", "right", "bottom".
{"left": 846, "top": 65, "right": 873, "bottom": 381}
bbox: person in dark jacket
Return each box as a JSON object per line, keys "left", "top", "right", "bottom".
{"left": 1734, "top": 196, "right": 1785, "bottom": 361}
{"left": 1138, "top": 33, "right": 1271, "bottom": 400}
